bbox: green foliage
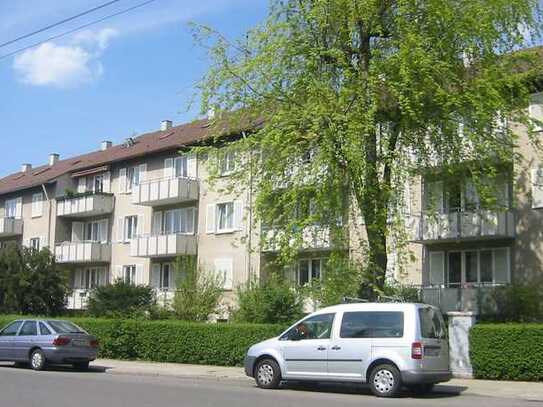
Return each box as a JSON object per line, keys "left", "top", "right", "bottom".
{"left": 481, "top": 279, "right": 543, "bottom": 322}
{"left": 0, "top": 246, "right": 68, "bottom": 315}
{"left": 86, "top": 280, "right": 155, "bottom": 318}
{"left": 0, "top": 315, "right": 285, "bottom": 366}
{"left": 470, "top": 323, "right": 543, "bottom": 381}
{"left": 172, "top": 256, "right": 224, "bottom": 322}
{"left": 232, "top": 274, "right": 304, "bottom": 324}
{"left": 381, "top": 281, "right": 422, "bottom": 303}
{"left": 194, "top": 0, "right": 542, "bottom": 295}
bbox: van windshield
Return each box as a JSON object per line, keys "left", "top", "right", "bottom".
{"left": 418, "top": 308, "right": 446, "bottom": 339}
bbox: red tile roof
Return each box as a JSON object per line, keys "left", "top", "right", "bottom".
{"left": 0, "top": 118, "right": 213, "bottom": 196}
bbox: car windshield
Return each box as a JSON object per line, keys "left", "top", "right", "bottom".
{"left": 46, "top": 320, "right": 85, "bottom": 334}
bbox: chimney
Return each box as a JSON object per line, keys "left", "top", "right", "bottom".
{"left": 21, "top": 163, "right": 32, "bottom": 173}
{"left": 101, "top": 140, "right": 112, "bottom": 151}
{"left": 160, "top": 120, "right": 172, "bottom": 131}
{"left": 49, "top": 153, "right": 59, "bottom": 166}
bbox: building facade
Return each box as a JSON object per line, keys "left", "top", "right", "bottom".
{"left": 0, "top": 92, "right": 542, "bottom": 314}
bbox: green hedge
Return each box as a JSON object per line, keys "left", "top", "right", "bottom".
{"left": 470, "top": 323, "right": 543, "bottom": 381}
{"left": 0, "top": 316, "right": 285, "bottom": 367}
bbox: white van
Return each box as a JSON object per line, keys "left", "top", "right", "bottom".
{"left": 244, "top": 302, "right": 451, "bottom": 397}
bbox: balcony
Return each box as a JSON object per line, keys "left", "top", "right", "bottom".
{"left": 130, "top": 233, "right": 197, "bottom": 258}
{"left": 57, "top": 193, "right": 114, "bottom": 218}
{"left": 410, "top": 209, "right": 515, "bottom": 243}
{"left": 55, "top": 242, "right": 111, "bottom": 264}
{"left": 132, "top": 177, "right": 198, "bottom": 206}
{"left": 65, "top": 289, "right": 90, "bottom": 310}
{"left": 0, "top": 218, "right": 23, "bottom": 237}
{"left": 419, "top": 284, "right": 504, "bottom": 314}
{"left": 261, "top": 225, "right": 332, "bottom": 252}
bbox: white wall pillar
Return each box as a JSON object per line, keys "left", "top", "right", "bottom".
{"left": 447, "top": 311, "right": 477, "bottom": 378}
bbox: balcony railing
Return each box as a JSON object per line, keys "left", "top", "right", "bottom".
{"left": 55, "top": 242, "right": 111, "bottom": 263}
{"left": 65, "top": 289, "right": 90, "bottom": 310}
{"left": 132, "top": 177, "right": 199, "bottom": 206}
{"left": 261, "top": 225, "right": 332, "bottom": 252}
{"left": 0, "top": 217, "right": 23, "bottom": 237}
{"left": 410, "top": 209, "right": 515, "bottom": 243}
{"left": 130, "top": 233, "right": 197, "bottom": 258}
{"left": 417, "top": 284, "right": 504, "bottom": 314}
{"left": 56, "top": 193, "right": 114, "bottom": 218}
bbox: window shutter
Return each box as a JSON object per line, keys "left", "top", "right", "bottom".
{"left": 139, "top": 164, "right": 147, "bottom": 183}
{"left": 151, "top": 264, "right": 161, "bottom": 288}
{"left": 152, "top": 211, "right": 163, "bottom": 235}
{"left": 493, "top": 248, "right": 510, "bottom": 283}
{"left": 187, "top": 154, "right": 197, "bottom": 178}
{"left": 99, "top": 267, "right": 108, "bottom": 286}
{"left": 164, "top": 158, "right": 174, "bottom": 179}
{"left": 72, "top": 222, "right": 84, "bottom": 242}
{"left": 77, "top": 177, "right": 86, "bottom": 193}
{"left": 531, "top": 167, "right": 543, "bottom": 208}
{"left": 234, "top": 200, "right": 243, "bottom": 230}
{"left": 117, "top": 217, "right": 125, "bottom": 242}
{"left": 40, "top": 236, "right": 48, "bottom": 249}
{"left": 186, "top": 208, "right": 196, "bottom": 234}
{"left": 119, "top": 168, "right": 127, "bottom": 193}
{"left": 103, "top": 171, "right": 111, "bottom": 193}
{"left": 98, "top": 219, "right": 108, "bottom": 242}
{"left": 214, "top": 258, "right": 233, "bottom": 290}
{"left": 137, "top": 215, "right": 144, "bottom": 236}
{"left": 429, "top": 251, "right": 445, "bottom": 286}
{"left": 115, "top": 266, "right": 123, "bottom": 283}
{"left": 74, "top": 269, "right": 82, "bottom": 289}
{"left": 206, "top": 204, "right": 215, "bottom": 234}
{"left": 136, "top": 264, "right": 145, "bottom": 286}
{"left": 15, "top": 197, "right": 22, "bottom": 219}
{"left": 425, "top": 181, "right": 444, "bottom": 212}
{"left": 32, "top": 193, "right": 43, "bottom": 217}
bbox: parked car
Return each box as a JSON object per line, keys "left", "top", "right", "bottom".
{"left": 0, "top": 319, "right": 98, "bottom": 371}
{"left": 244, "top": 302, "right": 451, "bottom": 398}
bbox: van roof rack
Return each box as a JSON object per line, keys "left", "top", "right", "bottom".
{"left": 341, "top": 297, "right": 369, "bottom": 304}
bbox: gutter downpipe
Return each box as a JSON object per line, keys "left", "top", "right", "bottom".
{"left": 41, "top": 183, "right": 53, "bottom": 251}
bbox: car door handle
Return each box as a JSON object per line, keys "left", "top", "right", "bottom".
{"left": 331, "top": 345, "right": 341, "bottom": 350}
{"left": 317, "top": 346, "right": 327, "bottom": 351}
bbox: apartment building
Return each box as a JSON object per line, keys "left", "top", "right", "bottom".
{"left": 0, "top": 90, "right": 542, "bottom": 314}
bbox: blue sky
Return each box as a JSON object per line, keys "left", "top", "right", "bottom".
{"left": 0, "top": 0, "right": 268, "bottom": 176}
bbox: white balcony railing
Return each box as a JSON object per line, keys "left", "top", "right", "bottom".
{"left": 56, "top": 193, "right": 114, "bottom": 218}
{"left": 132, "top": 177, "right": 199, "bottom": 206}
{"left": 419, "top": 284, "right": 505, "bottom": 314}
{"left": 65, "top": 289, "right": 90, "bottom": 310}
{"left": 130, "top": 233, "right": 197, "bottom": 258}
{"left": 55, "top": 242, "right": 111, "bottom": 263}
{"left": 261, "top": 225, "right": 332, "bottom": 252}
{"left": 0, "top": 217, "right": 23, "bottom": 237}
{"left": 410, "top": 209, "right": 515, "bottom": 242}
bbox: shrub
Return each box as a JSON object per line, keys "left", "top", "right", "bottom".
{"left": 481, "top": 279, "right": 543, "bottom": 322}
{"left": 0, "top": 315, "right": 285, "bottom": 366}
{"left": 232, "top": 274, "right": 304, "bottom": 324}
{"left": 86, "top": 280, "right": 155, "bottom": 318}
{"left": 470, "top": 323, "right": 543, "bottom": 381}
{"left": 172, "top": 256, "right": 224, "bottom": 322}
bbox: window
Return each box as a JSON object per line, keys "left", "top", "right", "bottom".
{"left": 39, "top": 322, "right": 51, "bottom": 336}
{"left": 419, "top": 308, "right": 446, "bottom": 339}
{"left": 32, "top": 193, "right": 43, "bottom": 217}
{"left": 127, "top": 166, "right": 141, "bottom": 192}
{"left": 29, "top": 238, "right": 40, "bottom": 252}
{"left": 175, "top": 156, "right": 188, "bottom": 178}
{"left": 84, "top": 220, "right": 108, "bottom": 242}
{"left": 447, "top": 252, "right": 462, "bottom": 286}
{"left": 19, "top": 321, "right": 38, "bottom": 336}
{"left": 5, "top": 198, "right": 18, "bottom": 218}
{"left": 160, "top": 264, "right": 171, "bottom": 289}
{"left": 340, "top": 312, "right": 404, "bottom": 339}
{"left": 297, "top": 258, "right": 324, "bottom": 285}
{"left": 162, "top": 208, "right": 195, "bottom": 234}
{"left": 217, "top": 202, "right": 234, "bottom": 232}
{"left": 282, "top": 313, "right": 334, "bottom": 341}
{"left": 124, "top": 216, "right": 138, "bottom": 240}
{"left": 218, "top": 151, "right": 236, "bottom": 175}
{"left": 0, "top": 321, "right": 22, "bottom": 336}
{"left": 87, "top": 174, "right": 104, "bottom": 193}
{"left": 123, "top": 265, "right": 137, "bottom": 285}
{"left": 83, "top": 268, "right": 100, "bottom": 289}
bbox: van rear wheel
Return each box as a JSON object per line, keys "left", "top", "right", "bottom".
{"left": 254, "top": 358, "right": 281, "bottom": 389}
{"left": 369, "top": 364, "right": 401, "bottom": 398}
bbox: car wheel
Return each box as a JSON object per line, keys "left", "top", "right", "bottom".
{"left": 409, "top": 383, "right": 434, "bottom": 395}
{"left": 254, "top": 358, "right": 281, "bottom": 389}
{"left": 369, "top": 364, "right": 401, "bottom": 398}
{"left": 73, "top": 361, "right": 90, "bottom": 371}
{"left": 30, "top": 349, "right": 46, "bottom": 371}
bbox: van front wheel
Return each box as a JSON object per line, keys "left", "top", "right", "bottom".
{"left": 369, "top": 364, "right": 401, "bottom": 398}
{"left": 254, "top": 358, "right": 281, "bottom": 389}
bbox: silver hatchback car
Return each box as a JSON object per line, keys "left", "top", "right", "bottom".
{"left": 245, "top": 302, "right": 451, "bottom": 398}
{"left": 0, "top": 319, "right": 98, "bottom": 371}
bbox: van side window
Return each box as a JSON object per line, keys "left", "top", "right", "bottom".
{"left": 281, "top": 313, "right": 335, "bottom": 341}
{"left": 340, "top": 312, "right": 404, "bottom": 338}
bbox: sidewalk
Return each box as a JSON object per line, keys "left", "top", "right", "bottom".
{"left": 94, "top": 359, "right": 543, "bottom": 401}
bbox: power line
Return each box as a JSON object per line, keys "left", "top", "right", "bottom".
{"left": 0, "top": 0, "right": 122, "bottom": 49}
{"left": 0, "top": 0, "right": 158, "bottom": 61}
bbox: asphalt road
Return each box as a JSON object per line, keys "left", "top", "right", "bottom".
{"left": 0, "top": 363, "right": 536, "bottom": 407}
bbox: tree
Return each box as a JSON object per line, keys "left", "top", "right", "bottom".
{"left": 172, "top": 256, "right": 224, "bottom": 321}
{"left": 0, "top": 246, "right": 68, "bottom": 315}
{"left": 195, "top": 0, "right": 542, "bottom": 296}
{"left": 87, "top": 280, "right": 155, "bottom": 318}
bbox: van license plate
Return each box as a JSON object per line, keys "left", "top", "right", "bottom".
{"left": 424, "top": 347, "right": 440, "bottom": 357}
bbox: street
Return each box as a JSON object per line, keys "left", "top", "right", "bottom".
{"left": 0, "top": 363, "right": 537, "bottom": 407}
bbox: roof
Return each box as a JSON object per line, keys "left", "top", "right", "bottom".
{"left": 0, "top": 118, "right": 214, "bottom": 196}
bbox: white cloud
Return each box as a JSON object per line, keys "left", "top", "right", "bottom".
{"left": 12, "top": 28, "right": 117, "bottom": 88}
